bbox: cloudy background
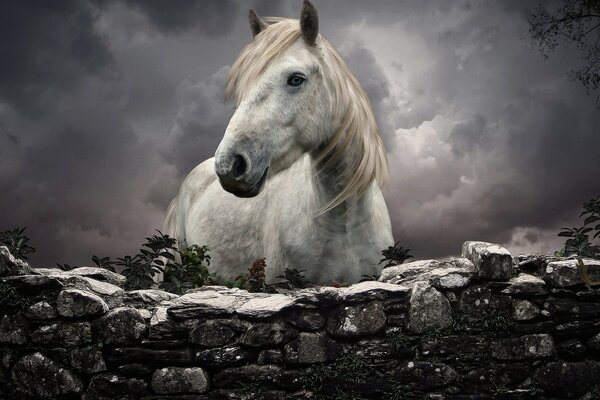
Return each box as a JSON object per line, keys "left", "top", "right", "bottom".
{"left": 1, "top": 0, "right": 599, "bottom": 267}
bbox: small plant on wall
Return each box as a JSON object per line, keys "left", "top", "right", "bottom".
{"left": 556, "top": 195, "right": 600, "bottom": 259}
{"left": 0, "top": 227, "right": 36, "bottom": 260}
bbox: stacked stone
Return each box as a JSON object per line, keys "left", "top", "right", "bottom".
{"left": 1, "top": 242, "right": 600, "bottom": 399}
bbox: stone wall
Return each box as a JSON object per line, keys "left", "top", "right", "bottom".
{"left": 2, "top": 241, "right": 600, "bottom": 399}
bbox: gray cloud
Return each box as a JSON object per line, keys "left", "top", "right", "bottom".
{"left": 0, "top": 0, "right": 598, "bottom": 269}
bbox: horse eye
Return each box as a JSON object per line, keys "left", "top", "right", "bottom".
{"left": 287, "top": 73, "right": 306, "bottom": 87}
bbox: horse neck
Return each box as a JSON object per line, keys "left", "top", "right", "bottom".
{"left": 307, "top": 143, "right": 370, "bottom": 229}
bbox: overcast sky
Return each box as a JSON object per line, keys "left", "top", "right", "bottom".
{"left": 1, "top": 0, "right": 599, "bottom": 268}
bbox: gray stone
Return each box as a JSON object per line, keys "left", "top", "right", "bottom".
{"left": 108, "top": 348, "right": 194, "bottom": 366}
{"left": 71, "top": 345, "right": 107, "bottom": 374}
{"left": 586, "top": 333, "right": 600, "bottom": 351}
{"left": 428, "top": 259, "right": 476, "bottom": 289}
{"left": 152, "top": 367, "right": 209, "bottom": 394}
{"left": 0, "top": 246, "right": 34, "bottom": 276}
{"left": 31, "top": 321, "right": 92, "bottom": 347}
{"left": 237, "top": 294, "right": 296, "bottom": 319}
{"left": 378, "top": 259, "right": 441, "bottom": 285}
{"left": 213, "top": 364, "right": 281, "bottom": 388}
{"left": 195, "top": 346, "right": 254, "bottom": 367}
{"left": 85, "top": 373, "right": 147, "bottom": 398}
{"left": 63, "top": 267, "right": 126, "bottom": 287}
{"left": 190, "top": 319, "right": 248, "bottom": 347}
{"left": 93, "top": 307, "right": 147, "bottom": 345}
{"left": 79, "top": 277, "right": 125, "bottom": 309}
{"left": 512, "top": 299, "right": 541, "bottom": 321}
{"left": 11, "top": 352, "right": 83, "bottom": 399}
{"left": 284, "top": 332, "right": 338, "bottom": 364}
{"left": 491, "top": 334, "right": 556, "bottom": 360}
{"left": 57, "top": 288, "right": 109, "bottom": 317}
{"left": 288, "top": 308, "right": 326, "bottom": 331}
{"left": 396, "top": 361, "right": 458, "bottom": 390}
{"left": 168, "top": 288, "right": 252, "bottom": 318}
{"left": 0, "top": 314, "right": 28, "bottom": 344}
{"left": 340, "top": 281, "right": 410, "bottom": 302}
{"left": 461, "top": 241, "right": 513, "bottom": 280}
{"left": 327, "top": 301, "right": 386, "bottom": 338}
{"left": 257, "top": 349, "right": 283, "bottom": 365}
{"left": 543, "top": 258, "right": 600, "bottom": 287}
{"left": 533, "top": 361, "right": 600, "bottom": 398}
{"left": 407, "top": 281, "right": 453, "bottom": 333}
{"left": 501, "top": 273, "right": 546, "bottom": 296}
{"left": 240, "top": 321, "right": 298, "bottom": 347}
{"left": 292, "top": 286, "right": 342, "bottom": 305}
{"left": 149, "top": 306, "right": 188, "bottom": 339}
{"left": 458, "top": 285, "right": 493, "bottom": 314}
{"left": 125, "top": 289, "right": 179, "bottom": 307}
{"left": 25, "top": 301, "right": 56, "bottom": 320}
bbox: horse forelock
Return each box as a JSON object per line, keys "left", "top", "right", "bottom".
{"left": 226, "top": 17, "right": 389, "bottom": 216}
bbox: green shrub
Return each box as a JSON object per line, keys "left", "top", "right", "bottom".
{"left": 556, "top": 195, "right": 600, "bottom": 259}
{"left": 0, "top": 227, "right": 35, "bottom": 260}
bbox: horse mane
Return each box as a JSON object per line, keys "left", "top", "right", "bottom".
{"left": 226, "top": 18, "right": 389, "bottom": 215}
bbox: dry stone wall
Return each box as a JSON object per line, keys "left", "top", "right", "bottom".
{"left": 1, "top": 241, "right": 600, "bottom": 399}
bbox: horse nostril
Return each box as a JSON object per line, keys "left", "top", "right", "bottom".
{"left": 231, "top": 154, "right": 247, "bottom": 179}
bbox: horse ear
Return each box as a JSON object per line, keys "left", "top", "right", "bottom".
{"left": 300, "top": 0, "right": 319, "bottom": 46}
{"left": 249, "top": 9, "right": 267, "bottom": 37}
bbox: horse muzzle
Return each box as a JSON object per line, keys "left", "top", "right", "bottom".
{"left": 215, "top": 152, "right": 269, "bottom": 198}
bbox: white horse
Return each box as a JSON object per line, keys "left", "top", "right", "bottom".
{"left": 164, "top": 0, "right": 393, "bottom": 285}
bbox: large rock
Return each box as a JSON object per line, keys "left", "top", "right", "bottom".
{"left": 428, "top": 258, "right": 476, "bottom": 289}
{"left": 511, "top": 299, "right": 540, "bottom": 321}
{"left": 326, "top": 301, "right": 386, "bottom": 338}
{"left": 63, "top": 267, "right": 126, "bottom": 287}
{"left": 149, "top": 306, "right": 188, "bottom": 340}
{"left": 11, "top": 352, "right": 83, "bottom": 399}
{"left": 462, "top": 241, "right": 513, "bottom": 280}
{"left": 378, "top": 259, "right": 441, "bottom": 285}
{"left": 240, "top": 321, "right": 297, "bottom": 347}
{"left": 57, "top": 288, "right": 109, "bottom": 317}
{"left": 25, "top": 301, "right": 56, "bottom": 320}
{"left": 407, "top": 281, "right": 453, "bottom": 333}
{"left": 284, "top": 332, "right": 339, "bottom": 364}
{"left": 168, "top": 288, "right": 254, "bottom": 318}
{"left": 190, "top": 319, "right": 248, "bottom": 347}
{"left": 84, "top": 373, "right": 147, "bottom": 399}
{"left": 491, "top": 334, "right": 556, "bottom": 360}
{"left": 93, "top": 307, "right": 147, "bottom": 345}
{"left": 501, "top": 273, "right": 546, "bottom": 296}
{"left": 71, "top": 345, "right": 107, "bottom": 374}
{"left": 31, "top": 322, "right": 92, "bottom": 347}
{"left": 0, "top": 314, "right": 28, "bottom": 344}
{"left": 152, "top": 367, "right": 209, "bottom": 394}
{"left": 543, "top": 258, "right": 600, "bottom": 287}
{"left": 0, "top": 246, "right": 34, "bottom": 276}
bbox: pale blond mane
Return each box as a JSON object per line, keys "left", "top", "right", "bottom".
{"left": 226, "top": 18, "right": 389, "bottom": 215}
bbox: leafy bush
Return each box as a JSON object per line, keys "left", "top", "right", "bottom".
{"left": 0, "top": 228, "right": 35, "bottom": 260}
{"left": 0, "top": 282, "right": 31, "bottom": 312}
{"left": 379, "top": 241, "right": 413, "bottom": 268}
{"left": 556, "top": 195, "right": 600, "bottom": 259}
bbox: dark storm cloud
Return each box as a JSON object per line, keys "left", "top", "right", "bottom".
{"left": 1, "top": 0, "right": 599, "bottom": 268}
{"left": 0, "top": 0, "right": 112, "bottom": 117}
{"left": 118, "top": 0, "right": 238, "bottom": 35}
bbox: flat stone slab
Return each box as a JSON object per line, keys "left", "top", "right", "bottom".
{"left": 168, "top": 289, "right": 252, "bottom": 318}
{"left": 236, "top": 294, "right": 296, "bottom": 319}
{"left": 340, "top": 280, "right": 409, "bottom": 302}
{"left": 62, "top": 267, "right": 126, "bottom": 287}
{"left": 378, "top": 259, "right": 441, "bottom": 285}
{"left": 462, "top": 241, "right": 513, "bottom": 280}
{"left": 125, "top": 289, "right": 179, "bottom": 307}
{"left": 543, "top": 258, "right": 600, "bottom": 287}
{"left": 501, "top": 273, "right": 547, "bottom": 295}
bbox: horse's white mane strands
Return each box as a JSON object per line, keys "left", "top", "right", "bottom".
{"left": 226, "top": 17, "right": 389, "bottom": 215}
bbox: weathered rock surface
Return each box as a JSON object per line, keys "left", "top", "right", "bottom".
{"left": 63, "top": 266, "right": 126, "bottom": 287}
{"left": 93, "top": 307, "right": 147, "bottom": 345}
{"left": 11, "top": 352, "right": 83, "bottom": 399}
{"left": 491, "top": 334, "right": 556, "bottom": 360}
{"left": 31, "top": 321, "right": 92, "bottom": 347}
{"left": 57, "top": 288, "right": 109, "bottom": 317}
{"left": 462, "top": 241, "right": 514, "bottom": 280}
{"left": 0, "top": 246, "right": 34, "bottom": 276}
{"left": 543, "top": 258, "right": 600, "bottom": 287}
{"left": 152, "top": 367, "right": 209, "bottom": 394}
{"left": 327, "top": 301, "right": 386, "bottom": 338}
{"left": 407, "top": 281, "right": 453, "bottom": 333}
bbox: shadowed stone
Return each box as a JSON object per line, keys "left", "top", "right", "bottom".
{"left": 195, "top": 346, "right": 254, "bottom": 367}
{"left": 71, "top": 345, "right": 106, "bottom": 374}
{"left": 0, "top": 314, "right": 28, "bottom": 344}
{"left": 31, "top": 322, "right": 91, "bottom": 347}
{"left": 533, "top": 361, "right": 600, "bottom": 398}
{"left": 190, "top": 319, "right": 248, "bottom": 347}
{"left": 149, "top": 306, "right": 188, "bottom": 339}
{"left": 491, "top": 334, "right": 556, "bottom": 360}
{"left": 407, "top": 281, "right": 453, "bottom": 333}
{"left": 327, "top": 301, "right": 386, "bottom": 338}
{"left": 512, "top": 299, "right": 540, "bottom": 321}
{"left": 85, "top": 373, "right": 147, "bottom": 398}
{"left": 462, "top": 241, "right": 513, "bottom": 280}
{"left": 93, "top": 307, "right": 147, "bottom": 345}
{"left": 57, "top": 288, "right": 109, "bottom": 317}
{"left": 396, "top": 361, "right": 458, "bottom": 390}
{"left": 258, "top": 349, "right": 283, "bottom": 365}
{"left": 11, "top": 352, "right": 83, "bottom": 399}
{"left": 284, "top": 332, "right": 339, "bottom": 364}
{"left": 240, "top": 321, "right": 298, "bottom": 347}
{"left": 543, "top": 258, "right": 600, "bottom": 287}
{"left": 25, "top": 301, "right": 56, "bottom": 320}
{"left": 152, "top": 367, "right": 209, "bottom": 394}
{"left": 213, "top": 364, "right": 281, "bottom": 387}
{"left": 288, "top": 308, "right": 326, "bottom": 331}
{"left": 108, "top": 348, "right": 194, "bottom": 366}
